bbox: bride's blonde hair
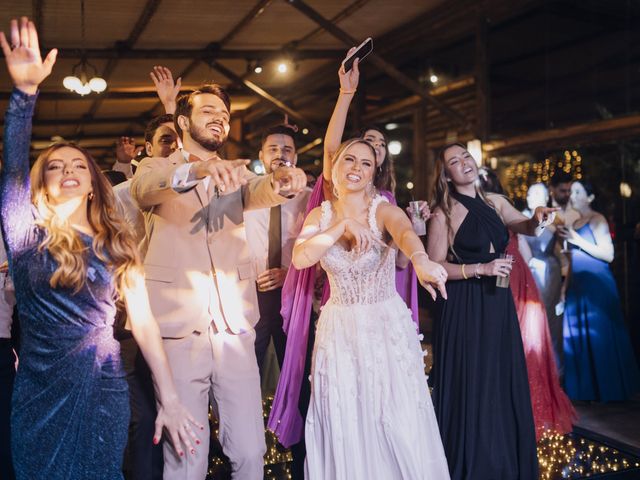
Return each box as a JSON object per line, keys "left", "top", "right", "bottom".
{"left": 330, "top": 138, "right": 378, "bottom": 198}
{"left": 30, "top": 143, "right": 141, "bottom": 295}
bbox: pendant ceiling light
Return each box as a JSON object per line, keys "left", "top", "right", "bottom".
{"left": 62, "top": 0, "right": 106, "bottom": 95}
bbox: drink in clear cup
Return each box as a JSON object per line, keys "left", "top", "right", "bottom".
{"left": 496, "top": 253, "right": 513, "bottom": 288}
{"left": 409, "top": 201, "right": 426, "bottom": 236}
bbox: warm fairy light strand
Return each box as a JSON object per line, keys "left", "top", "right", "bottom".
{"left": 503, "top": 150, "right": 583, "bottom": 201}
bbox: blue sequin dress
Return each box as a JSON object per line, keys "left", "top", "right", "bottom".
{"left": 1, "top": 89, "right": 129, "bottom": 479}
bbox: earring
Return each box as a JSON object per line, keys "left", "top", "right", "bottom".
{"left": 333, "top": 186, "right": 340, "bottom": 199}
{"left": 88, "top": 192, "right": 94, "bottom": 201}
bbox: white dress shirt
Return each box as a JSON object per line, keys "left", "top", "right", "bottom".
{"left": 245, "top": 187, "right": 311, "bottom": 274}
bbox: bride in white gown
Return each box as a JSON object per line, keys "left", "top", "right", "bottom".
{"left": 292, "top": 138, "right": 451, "bottom": 480}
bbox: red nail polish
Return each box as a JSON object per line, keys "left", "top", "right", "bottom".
{"left": 152, "top": 437, "right": 158, "bottom": 445}
{"left": 179, "top": 451, "right": 184, "bottom": 457}
{"left": 196, "top": 440, "right": 200, "bottom": 445}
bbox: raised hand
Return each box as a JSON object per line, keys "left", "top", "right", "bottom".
{"left": 338, "top": 47, "right": 360, "bottom": 93}
{"left": 150, "top": 66, "right": 181, "bottom": 114}
{"left": 116, "top": 136, "right": 143, "bottom": 164}
{"left": 0, "top": 17, "right": 57, "bottom": 94}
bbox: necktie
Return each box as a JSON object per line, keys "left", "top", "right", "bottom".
{"left": 268, "top": 205, "right": 282, "bottom": 269}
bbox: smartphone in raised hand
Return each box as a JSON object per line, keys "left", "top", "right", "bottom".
{"left": 342, "top": 37, "right": 373, "bottom": 73}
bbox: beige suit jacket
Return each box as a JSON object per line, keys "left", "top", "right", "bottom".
{"left": 130, "top": 149, "right": 286, "bottom": 338}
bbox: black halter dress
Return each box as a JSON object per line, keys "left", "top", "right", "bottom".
{"left": 430, "top": 191, "right": 538, "bottom": 480}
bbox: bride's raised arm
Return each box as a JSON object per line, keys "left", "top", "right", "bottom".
{"left": 322, "top": 48, "right": 359, "bottom": 196}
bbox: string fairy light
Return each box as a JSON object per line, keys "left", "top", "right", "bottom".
{"left": 502, "top": 149, "right": 583, "bottom": 201}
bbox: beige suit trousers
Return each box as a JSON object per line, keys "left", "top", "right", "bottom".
{"left": 161, "top": 325, "right": 266, "bottom": 479}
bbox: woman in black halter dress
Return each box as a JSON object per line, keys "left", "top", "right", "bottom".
{"left": 427, "top": 144, "right": 557, "bottom": 480}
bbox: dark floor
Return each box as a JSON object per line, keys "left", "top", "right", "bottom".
{"left": 573, "top": 396, "right": 640, "bottom": 451}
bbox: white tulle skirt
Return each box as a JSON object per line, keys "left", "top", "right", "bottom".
{"left": 305, "top": 295, "right": 450, "bottom": 480}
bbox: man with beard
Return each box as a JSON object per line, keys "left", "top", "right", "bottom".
{"left": 130, "top": 85, "right": 307, "bottom": 480}
{"left": 549, "top": 170, "right": 573, "bottom": 213}
{"left": 245, "top": 125, "right": 311, "bottom": 381}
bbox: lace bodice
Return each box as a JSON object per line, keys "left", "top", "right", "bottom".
{"left": 319, "top": 195, "right": 397, "bottom": 305}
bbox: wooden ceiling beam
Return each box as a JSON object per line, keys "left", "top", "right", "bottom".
{"left": 50, "top": 47, "right": 344, "bottom": 61}
{"left": 142, "top": 0, "right": 277, "bottom": 118}
{"left": 208, "top": 60, "right": 321, "bottom": 135}
{"left": 295, "top": 0, "right": 372, "bottom": 45}
{"left": 484, "top": 114, "right": 640, "bottom": 155}
{"left": 361, "top": 77, "right": 476, "bottom": 123}
{"left": 78, "top": 0, "right": 163, "bottom": 134}
{"left": 285, "top": 0, "right": 469, "bottom": 128}
{"left": 243, "top": 0, "right": 542, "bottom": 126}
{"left": 219, "top": 0, "right": 274, "bottom": 46}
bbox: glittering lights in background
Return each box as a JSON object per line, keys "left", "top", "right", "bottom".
{"left": 204, "top": 396, "right": 640, "bottom": 479}
{"left": 504, "top": 150, "right": 583, "bottom": 201}
{"left": 537, "top": 430, "right": 640, "bottom": 479}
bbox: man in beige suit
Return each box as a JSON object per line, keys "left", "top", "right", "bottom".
{"left": 130, "top": 84, "right": 307, "bottom": 480}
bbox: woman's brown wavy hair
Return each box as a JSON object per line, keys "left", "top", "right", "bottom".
{"left": 30, "top": 143, "right": 141, "bottom": 295}
{"left": 433, "top": 142, "right": 498, "bottom": 251}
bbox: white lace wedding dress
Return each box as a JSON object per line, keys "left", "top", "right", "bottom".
{"left": 305, "top": 196, "right": 450, "bottom": 480}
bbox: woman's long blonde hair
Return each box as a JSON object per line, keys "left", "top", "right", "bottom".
{"left": 30, "top": 143, "right": 141, "bottom": 295}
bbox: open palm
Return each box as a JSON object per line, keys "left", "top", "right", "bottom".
{"left": 0, "top": 17, "right": 57, "bottom": 94}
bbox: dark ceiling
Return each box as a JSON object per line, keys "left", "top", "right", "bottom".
{"left": 0, "top": 0, "right": 638, "bottom": 168}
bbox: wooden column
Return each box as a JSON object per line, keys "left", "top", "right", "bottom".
{"left": 224, "top": 116, "right": 245, "bottom": 159}
{"left": 475, "top": 9, "right": 490, "bottom": 150}
{"left": 412, "top": 102, "right": 431, "bottom": 202}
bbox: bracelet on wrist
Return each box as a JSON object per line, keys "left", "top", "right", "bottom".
{"left": 409, "top": 251, "right": 428, "bottom": 263}
{"left": 474, "top": 263, "right": 481, "bottom": 278}
{"left": 461, "top": 264, "right": 468, "bottom": 280}
{"left": 339, "top": 88, "right": 356, "bottom": 95}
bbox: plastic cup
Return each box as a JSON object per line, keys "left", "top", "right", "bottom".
{"left": 409, "top": 201, "right": 426, "bottom": 236}
{"left": 496, "top": 253, "right": 513, "bottom": 288}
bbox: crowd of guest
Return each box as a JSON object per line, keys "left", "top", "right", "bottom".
{"left": 0, "top": 16, "right": 639, "bottom": 480}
